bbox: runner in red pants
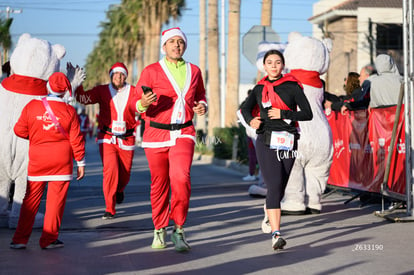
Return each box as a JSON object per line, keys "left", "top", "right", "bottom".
{"left": 136, "top": 27, "right": 207, "bottom": 252}
{"left": 10, "top": 72, "right": 85, "bottom": 249}
{"left": 74, "top": 62, "right": 138, "bottom": 219}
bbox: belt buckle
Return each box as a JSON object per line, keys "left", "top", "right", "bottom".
{"left": 170, "top": 124, "right": 179, "bottom": 131}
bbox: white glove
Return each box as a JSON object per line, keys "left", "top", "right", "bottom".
{"left": 66, "top": 62, "right": 86, "bottom": 95}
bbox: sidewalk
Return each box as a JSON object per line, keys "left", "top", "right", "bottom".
{"left": 1, "top": 138, "right": 413, "bottom": 275}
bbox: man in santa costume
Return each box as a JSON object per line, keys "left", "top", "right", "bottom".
{"left": 10, "top": 72, "right": 85, "bottom": 249}
{"left": 136, "top": 27, "right": 207, "bottom": 252}
{"left": 78, "top": 108, "right": 91, "bottom": 140}
{"left": 73, "top": 62, "right": 138, "bottom": 220}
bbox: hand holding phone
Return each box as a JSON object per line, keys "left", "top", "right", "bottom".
{"left": 142, "top": 86, "right": 153, "bottom": 95}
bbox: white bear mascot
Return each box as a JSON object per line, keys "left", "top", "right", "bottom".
{"left": 0, "top": 33, "right": 66, "bottom": 228}
{"left": 280, "top": 32, "right": 333, "bottom": 214}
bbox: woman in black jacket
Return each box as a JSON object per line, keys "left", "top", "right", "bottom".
{"left": 241, "top": 49, "right": 313, "bottom": 250}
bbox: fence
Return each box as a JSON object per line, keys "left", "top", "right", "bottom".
{"left": 327, "top": 106, "right": 406, "bottom": 199}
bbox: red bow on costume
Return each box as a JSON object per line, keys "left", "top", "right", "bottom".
{"left": 258, "top": 74, "right": 302, "bottom": 110}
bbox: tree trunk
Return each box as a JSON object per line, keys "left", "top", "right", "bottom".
{"left": 225, "top": 0, "right": 240, "bottom": 127}
{"left": 207, "top": 0, "right": 220, "bottom": 138}
{"left": 257, "top": 0, "right": 272, "bottom": 81}
{"left": 261, "top": 0, "right": 272, "bottom": 26}
{"left": 197, "top": 0, "right": 208, "bottom": 133}
{"left": 149, "top": 1, "right": 163, "bottom": 64}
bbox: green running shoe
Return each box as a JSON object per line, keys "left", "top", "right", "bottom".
{"left": 151, "top": 228, "right": 167, "bottom": 249}
{"left": 171, "top": 228, "right": 191, "bottom": 252}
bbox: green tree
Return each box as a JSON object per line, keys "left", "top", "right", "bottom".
{"left": 0, "top": 17, "right": 13, "bottom": 63}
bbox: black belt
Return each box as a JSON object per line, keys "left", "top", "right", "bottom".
{"left": 101, "top": 126, "right": 135, "bottom": 139}
{"left": 150, "top": 120, "right": 193, "bottom": 131}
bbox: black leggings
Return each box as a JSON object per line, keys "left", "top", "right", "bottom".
{"left": 256, "top": 134, "right": 296, "bottom": 209}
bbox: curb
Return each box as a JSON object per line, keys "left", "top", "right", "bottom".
{"left": 193, "top": 153, "right": 249, "bottom": 175}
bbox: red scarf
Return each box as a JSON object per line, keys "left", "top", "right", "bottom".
{"left": 259, "top": 74, "right": 302, "bottom": 109}
{"left": 2, "top": 74, "right": 48, "bottom": 96}
{"left": 289, "top": 69, "right": 322, "bottom": 88}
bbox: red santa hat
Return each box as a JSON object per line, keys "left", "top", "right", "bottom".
{"left": 109, "top": 62, "right": 128, "bottom": 77}
{"left": 47, "top": 72, "right": 72, "bottom": 97}
{"left": 161, "top": 27, "right": 187, "bottom": 54}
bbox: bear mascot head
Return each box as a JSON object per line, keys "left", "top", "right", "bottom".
{"left": 0, "top": 33, "right": 65, "bottom": 228}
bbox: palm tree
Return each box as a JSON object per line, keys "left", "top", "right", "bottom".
{"left": 143, "top": 0, "right": 185, "bottom": 66}
{"left": 83, "top": 0, "right": 186, "bottom": 87}
{"left": 261, "top": 0, "right": 272, "bottom": 26}
{"left": 225, "top": 0, "right": 240, "bottom": 127}
{"left": 0, "top": 17, "right": 13, "bottom": 64}
{"left": 207, "top": 0, "right": 220, "bottom": 137}
{"left": 197, "top": 0, "right": 207, "bottom": 133}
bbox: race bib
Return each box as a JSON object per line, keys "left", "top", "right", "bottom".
{"left": 176, "top": 111, "right": 183, "bottom": 124}
{"left": 112, "top": 120, "right": 126, "bottom": 135}
{"left": 270, "top": 131, "right": 294, "bottom": 150}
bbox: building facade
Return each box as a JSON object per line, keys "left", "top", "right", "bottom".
{"left": 310, "top": 0, "right": 403, "bottom": 95}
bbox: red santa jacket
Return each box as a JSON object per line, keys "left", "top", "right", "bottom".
{"left": 75, "top": 83, "right": 138, "bottom": 151}
{"left": 136, "top": 59, "right": 206, "bottom": 148}
{"left": 14, "top": 97, "right": 85, "bottom": 181}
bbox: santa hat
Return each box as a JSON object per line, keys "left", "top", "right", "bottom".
{"left": 109, "top": 62, "right": 128, "bottom": 77}
{"left": 47, "top": 72, "right": 72, "bottom": 97}
{"left": 161, "top": 27, "right": 187, "bottom": 54}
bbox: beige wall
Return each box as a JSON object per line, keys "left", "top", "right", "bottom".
{"left": 326, "top": 17, "right": 358, "bottom": 95}
{"left": 357, "top": 7, "right": 403, "bottom": 72}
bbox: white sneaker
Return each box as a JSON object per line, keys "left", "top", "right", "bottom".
{"left": 261, "top": 204, "right": 271, "bottom": 234}
{"left": 242, "top": 175, "right": 257, "bottom": 181}
{"left": 248, "top": 184, "right": 267, "bottom": 197}
{"left": 272, "top": 234, "right": 286, "bottom": 250}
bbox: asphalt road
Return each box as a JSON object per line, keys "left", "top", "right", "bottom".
{"left": 1, "top": 138, "right": 413, "bottom": 275}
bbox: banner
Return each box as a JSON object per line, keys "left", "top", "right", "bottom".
{"left": 326, "top": 106, "right": 405, "bottom": 195}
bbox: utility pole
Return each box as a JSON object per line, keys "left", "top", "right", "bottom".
{"left": 0, "top": 6, "right": 22, "bottom": 19}
{"left": 0, "top": 6, "right": 22, "bottom": 63}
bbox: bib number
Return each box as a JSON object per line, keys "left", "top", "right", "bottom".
{"left": 112, "top": 120, "right": 126, "bottom": 135}
{"left": 270, "top": 131, "right": 294, "bottom": 150}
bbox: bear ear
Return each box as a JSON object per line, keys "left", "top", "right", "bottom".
{"left": 52, "top": 44, "right": 66, "bottom": 60}
{"left": 16, "top": 33, "right": 32, "bottom": 45}
{"left": 287, "top": 32, "right": 303, "bottom": 43}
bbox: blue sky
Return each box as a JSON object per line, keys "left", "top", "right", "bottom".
{"left": 2, "top": 0, "right": 315, "bottom": 84}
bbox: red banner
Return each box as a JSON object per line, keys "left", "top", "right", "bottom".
{"left": 327, "top": 106, "right": 405, "bottom": 195}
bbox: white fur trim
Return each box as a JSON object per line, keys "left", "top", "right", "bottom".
{"left": 28, "top": 175, "right": 73, "bottom": 181}
{"left": 46, "top": 81, "right": 65, "bottom": 96}
{"left": 161, "top": 28, "right": 187, "bottom": 54}
{"left": 110, "top": 67, "right": 128, "bottom": 77}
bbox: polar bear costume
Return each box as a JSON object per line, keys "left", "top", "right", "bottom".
{"left": 280, "top": 32, "right": 333, "bottom": 213}
{"left": 0, "top": 33, "right": 66, "bottom": 228}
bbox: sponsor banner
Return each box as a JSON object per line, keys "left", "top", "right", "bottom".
{"left": 327, "top": 106, "right": 405, "bottom": 195}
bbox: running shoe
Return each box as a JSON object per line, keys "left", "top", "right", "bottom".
{"left": 42, "top": 239, "right": 64, "bottom": 249}
{"left": 171, "top": 228, "right": 191, "bottom": 252}
{"left": 151, "top": 228, "right": 167, "bottom": 249}
{"left": 272, "top": 235, "right": 286, "bottom": 250}
{"left": 102, "top": 212, "right": 115, "bottom": 220}
{"left": 242, "top": 174, "right": 257, "bottom": 181}
{"left": 10, "top": 242, "right": 26, "bottom": 249}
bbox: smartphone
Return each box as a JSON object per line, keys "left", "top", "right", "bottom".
{"left": 141, "top": 86, "right": 153, "bottom": 95}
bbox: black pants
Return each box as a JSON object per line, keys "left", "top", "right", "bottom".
{"left": 256, "top": 134, "right": 296, "bottom": 209}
